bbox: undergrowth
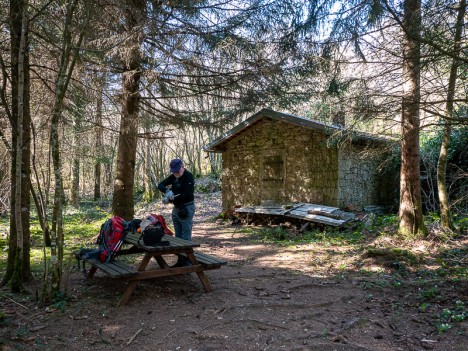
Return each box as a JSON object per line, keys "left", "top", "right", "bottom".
{"left": 0, "top": 202, "right": 110, "bottom": 275}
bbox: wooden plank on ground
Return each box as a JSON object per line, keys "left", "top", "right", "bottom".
{"left": 293, "top": 203, "right": 340, "bottom": 214}
{"left": 234, "top": 202, "right": 353, "bottom": 227}
{"left": 285, "top": 212, "right": 345, "bottom": 226}
{"left": 235, "top": 207, "right": 287, "bottom": 215}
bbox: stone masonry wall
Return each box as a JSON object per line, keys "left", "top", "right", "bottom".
{"left": 336, "top": 144, "right": 389, "bottom": 209}
{"left": 221, "top": 119, "right": 339, "bottom": 209}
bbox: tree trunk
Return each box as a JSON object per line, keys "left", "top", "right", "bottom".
{"left": 70, "top": 157, "right": 80, "bottom": 206}
{"left": 11, "top": 0, "right": 27, "bottom": 292}
{"left": 436, "top": 0, "right": 465, "bottom": 231}
{"left": 399, "top": 0, "right": 427, "bottom": 238}
{"left": 94, "top": 73, "right": 105, "bottom": 201}
{"left": 104, "top": 162, "right": 113, "bottom": 197}
{"left": 31, "top": 122, "right": 51, "bottom": 246}
{"left": 49, "top": 0, "right": 87, "bottom": 296}
{"left": 143, "top": 132, "right": 153, "bottom": 202}
{"left": 70, "top": 112, "right": 81, "bottom": 207}
{"left": 20, "top": 26, "right": 32, "bottom": 282}
{"left": 2, "top": 0, "right": 32, "bottom": 290}
{"left": 112, "top": 2, "right": 145, "bottom": 220}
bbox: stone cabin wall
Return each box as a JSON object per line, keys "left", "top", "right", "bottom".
{"left": 221, "top": 119, "right": 339, "bottom": 209}
{"left": 337, "top": 144, "right": 390, "bottom": 209}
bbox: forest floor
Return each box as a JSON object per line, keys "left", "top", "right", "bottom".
{"left": 1, "top": 192, "right": 467, "bottom": 351}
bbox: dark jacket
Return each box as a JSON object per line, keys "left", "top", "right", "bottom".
{"left": 157, "top": 170, "right": 195, "bottom": 206}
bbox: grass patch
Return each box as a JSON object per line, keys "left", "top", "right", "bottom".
{"left": 436, "top": 301, "right": 467, "bottom": 334}
{"left": 303, "top": 229, "right": 363, "bottom": 245}
{"left": 364, "top": 247, "right": 422, "bottom": 264}
{"left": 252, "top": 226, "right": 364, "bottom": 246}
{"left": 0, "top": 202, "right": 110, "bottom": 275}
{"left": 418, "top": 286, "right": 440, "bottom": 302}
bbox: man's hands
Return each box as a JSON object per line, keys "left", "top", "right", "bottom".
{"left": 166, "top": 189, "right": 174, "bottom": 200}
{"left": 162, "top": 189, "right": 175, "bottom": 204}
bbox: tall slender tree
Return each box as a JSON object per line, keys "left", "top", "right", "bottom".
{"left": 2, "top": 0, "right": 32, "bottom": 291}
{"left": 49, "top": 0, "right": 91, "bottom": 295}
{"left": 436, "top": 0, "right": 466, "bottom": 230}
{"left": 94, "top": 73, "right": 105, "bottom": 201}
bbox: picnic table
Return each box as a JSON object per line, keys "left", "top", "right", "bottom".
{"left": 77, "top": 232, "right": 227, "bottom": 306}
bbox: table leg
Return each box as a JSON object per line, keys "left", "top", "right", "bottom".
{"left": 186, "top": 251, "right": 213, "bottom": 292}
{"left": 154, "top": 255, "right": 169, "bottom": 268}
{"left": 118, "top": 252, "right": 153, "bottom": 306}
{"left": 137, "top": 252, "right": 153, "bottom": 271}
{"left": 195, "top": 272, "right": 213, "bottom": 292}
{"left": 87, "top": 266, "right": 97, "bottom": 279}
{"left": 118, "top": 280, "right": 139, "bottom": 306}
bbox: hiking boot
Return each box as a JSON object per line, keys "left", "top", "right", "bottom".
{"left": 170, "top": 260, "right": 185, "bottom": 268}
{"left": 170, "top": 258, "right": 192, "bottom": 268}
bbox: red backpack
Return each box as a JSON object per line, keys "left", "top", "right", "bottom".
{"left": 144, "top": 213, "right": 174, "bottom": 236}
{"left": 97, "top": 216, "right": 127, "bottom": 263}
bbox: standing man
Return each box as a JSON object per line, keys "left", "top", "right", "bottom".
{"left": 158, "top": 158, "right": 195, "bottom": 267}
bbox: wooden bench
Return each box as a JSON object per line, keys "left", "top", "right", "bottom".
{"left": 84, "top": 258, "right": 138, "bottom": 278}
{"left": 74, "top": 252, "right": 138, "bottom": 279}
{"left": 180, "top": 251, "right": 227, "bottom": 269}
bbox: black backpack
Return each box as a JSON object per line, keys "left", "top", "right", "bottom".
{"left": 138, "top": 223, "right": 165, "bottom": 246}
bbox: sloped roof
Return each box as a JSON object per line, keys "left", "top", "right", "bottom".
{"left": 204, "top": 108, "right": 393, "bottom": 152}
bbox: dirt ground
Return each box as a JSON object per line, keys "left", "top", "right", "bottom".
{"left": 1, "top": 193, "right": 467, "bottom": 351}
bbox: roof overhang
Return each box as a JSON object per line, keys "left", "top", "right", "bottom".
{"left": 203, "top": 108, "right": 394, "bottom": 153}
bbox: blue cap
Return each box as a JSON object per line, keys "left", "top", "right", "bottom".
{"left": 170, "top": 159, "right": 183, "bottom": 173}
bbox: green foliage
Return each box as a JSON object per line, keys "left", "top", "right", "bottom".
{"left": 420, "top": 125, "right": 468, "bottom": 214}
{"left": 305, "top": 229, "right": 363, "bottom": 245}
{"left": 437, "top": 323, "right": 452, "bottom": 334}
{"left": 436, "top": 301, "right": 467, "bottom": 334}
{"left": 359, "top": 279, "right": 390, "bottom": 290}
{"left": 253, "top": 225, "right": 364, "bottom": 246}
{"left": 52, "top": 291, "right": 69, "bottom": 311}
{"left": 455, "top": 216, "right": 468, "bottom": 232}
{"left": 194, "top": 176, "right": 220, "bottom": 193}
{"left": 327, "top": 77, "right": 347, "bottom": 96}
{"left": 419, "top": 303, "right": 430, "bottom": 312}
{"left": 418, "top": 286, "right": 440, "bottom": 301}
{"left": 362, "top": 214, "right": 398, "bottom": 233}
{"left": 0, "top": 202, "right": 109, "bottom": 275}
{"left": 365, "top": 247, "right": 421, "bottom": 264}
{"left": 436, "top": 247, "right": 468, "bottom": 275}
{"left": 63, "top": 203, "right": 109, "bottom": 252}
{"left": 256, "top": 226, "right": 289, "bottom": 243}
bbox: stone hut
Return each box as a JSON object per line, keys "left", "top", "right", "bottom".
{"left": 204, "top": 108, "right": 396, "bottom": 210}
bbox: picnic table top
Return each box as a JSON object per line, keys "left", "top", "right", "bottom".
{"left": 124, "top": 232, "right": 200, "bottom": 251}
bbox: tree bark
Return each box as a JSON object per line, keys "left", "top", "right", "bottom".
{"left": 399, "top": 0, "right": 427, "bottom": 238}
{"left": 143, "top": 131, "right": 153, "bottom": 202}
{"left": 70, "top": 111, "right": 81, "bottom": 207}
{"left": 436, "top": 0, "right": 465, "bottom": 231}
{"left": 112, "top": 1, "right": 145, "bottom": 220}
{"left": 2, "top": 0, "right": 32, "bottom": 290}
{"left": 94, "top": 73, "right": 105, "bottom": 201}
{"left": 49, "top": 0, "right": 88, "bottom": 296}
{"left": 11, "top": 0, "right": 27, "bottom": 292}
{"left": 31, "top": 122, "right": 51, "bottom": 246}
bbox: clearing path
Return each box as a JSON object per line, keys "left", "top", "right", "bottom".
{"left": 1, "top": 193, "right": 466, "bottom": 350}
